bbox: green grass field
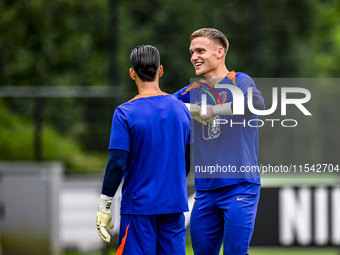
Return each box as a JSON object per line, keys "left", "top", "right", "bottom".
{"left": 247, "top": 247, "right": 339, "bottom": 255}
{"left": 65, "top": 245, "right": 340, "bottom": 255}
{"left": 188, "top": 246, "right": 340, "bottom": 255}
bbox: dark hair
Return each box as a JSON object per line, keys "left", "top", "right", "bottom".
{"left": 190, "top": 28, "right": 229, "bottom": 54}
{"left": 130, "top": 45, "right": 160, "bottom": 82}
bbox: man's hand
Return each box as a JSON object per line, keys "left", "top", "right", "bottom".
{"left": 96, "top": 195, "right": 114, "bottom": 243}
{"left": 199, "top": 105, "right": 216, "bottom": 120}
{"left": 184, "top": 103, "right": 212, "bottom": 125}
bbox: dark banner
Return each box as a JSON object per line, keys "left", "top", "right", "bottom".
{"left": 251, "top": 186, "right": 340, "bottom": 247}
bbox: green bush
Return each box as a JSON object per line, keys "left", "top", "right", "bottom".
{"left": 0, "top": 99, "right": 107, "bottom": 174}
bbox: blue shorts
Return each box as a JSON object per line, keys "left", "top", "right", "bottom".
{"left": 190, "top": 182, "right": 260, "bottom": 255}
{"left": 116, "top": 213, "right": 186, "bottom": 255}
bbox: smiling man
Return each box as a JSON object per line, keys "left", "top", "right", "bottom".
{"left": 173, "top": 28, "right": 265, "bottom": 255}
{"left": 190, "top": 31, "right": 228, "bottom": 78}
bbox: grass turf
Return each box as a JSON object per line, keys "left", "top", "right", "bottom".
{"left": 64, "top": 246, "right": 340, "bottom": 255}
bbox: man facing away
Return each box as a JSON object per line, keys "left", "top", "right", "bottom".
{"left": 96, "top": 45, "right": 191, "bottom": 255}
{"left": 174, "top": 28, "right": 266, "bottom": 255}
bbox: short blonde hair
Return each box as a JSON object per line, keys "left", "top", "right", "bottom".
{"left": 190, "top": 28, "right": 229, "bottom": 54}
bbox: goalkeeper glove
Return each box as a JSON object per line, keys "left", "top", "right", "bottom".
{"left": 184, "top": 103, "right": 212, "bottom": 125}
{"left": 96, "top": 194, "right": 114, "bottom": 243}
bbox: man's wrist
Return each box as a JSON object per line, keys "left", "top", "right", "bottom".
{"left": 98, "top": 194, "right": 113, "bottom": 211}
{"left": 213, "top": 102, "right": 233, "bottom": 116}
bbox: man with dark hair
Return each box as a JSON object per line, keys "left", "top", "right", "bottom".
{"left": 174, "top": 28, "right": 265, "bottom": 255}
{"left": 96, "top": 45, "right": 191, "bottom": 255}
{"left": 129, "top": 45, "right": 161, "bottom": 82}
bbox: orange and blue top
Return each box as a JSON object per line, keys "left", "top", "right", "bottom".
{"left": 173, "top": 72, "right": 262, "bottom": 191}
{"left": 109, "top": 92, "right": 190, "bottom": 215}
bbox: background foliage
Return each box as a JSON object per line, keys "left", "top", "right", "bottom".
{"left": 0, "top": 0, "right": 339, "bottom": 173}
